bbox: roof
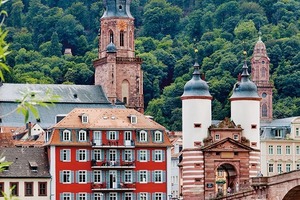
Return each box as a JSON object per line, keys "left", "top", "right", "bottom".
{"left": 0, "top": 83, "right": 124, "bottom": 128}
{"left": 0, "top": 147, "right": 51, "bottom": 178}
{"left": 261, "top": 117, "right": 300, "bottom": 127}
{"left": 101, "top": 0, "right": 133, "bottom": 18}
{"left": 47, "top": 108, "right": 172, "bottom": 147}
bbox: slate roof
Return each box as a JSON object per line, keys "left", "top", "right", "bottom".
{"left": 0, "top": 147, "right": 50, "bottom": 178}
{"left": 0, "top": 83, "right": 124, "bottom": 128}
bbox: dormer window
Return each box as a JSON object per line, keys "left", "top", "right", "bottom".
{"left": 29, "top": 161, "right": 38, "bottom": 171}
{"left": 275, "top": 129, "right": 283, "bottom": 138}
{"left": 62, "top": 130, "right": 71, "bottom": 141}
{"left": 130, "top": 115, "right": 137, "bottom": 124}
{"left": 233, "top": 134, "right": 239, "bottom": 140}
{"left": 81, "top": 114, "right": 88, "bottom": 124}
{"left": 139, "top": 130, "right": 147, "bottom": 142}
{"left": 215, "top": 134, "right": 220, "bottom": 140}
{"left": 154, "top": 131, "right": 163, "bottom": 142}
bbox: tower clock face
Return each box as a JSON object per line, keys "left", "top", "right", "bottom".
{"left": 262, "top": 92, "right": 267, "bottom": 98}
{"left": 117, "top": 20, "right": 127, "bottom": 31}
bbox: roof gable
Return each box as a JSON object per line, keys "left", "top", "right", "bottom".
{"left": 202, "top": 137, "right": 257, "bottom": 152}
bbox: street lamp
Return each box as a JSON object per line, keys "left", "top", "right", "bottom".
{"left": 168, "top": 194, "right": 172, "bottom": 200}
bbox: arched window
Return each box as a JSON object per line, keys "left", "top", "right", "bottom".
{"left": 261, "top": 67, "right": 266, "bottom": 77}
{"left": 122, "top": 80, "right": 129, "bottom": 105}
{"left": 120, "top": 31, "right": 124, "bottom": 46}
{"left": 109, "top": 30, "right": 114, "bottom": 43}
{"left": 262, "top": 104, "right": 268, "bottom": 117}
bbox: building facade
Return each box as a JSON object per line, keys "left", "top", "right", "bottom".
{"left": 93, "top": 0, "right": 144, "bottom": 113}
{"left": 0, "top": 147, "right": 51, "bottom": 200}
{"left": 180, "top": 57, "right": 261, "bottom": 199}
{"left": 46, "top": 108, "right": 171, "bottom": 200}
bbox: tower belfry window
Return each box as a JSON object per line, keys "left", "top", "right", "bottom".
{"left": 109, "top": 30, "right": 114, "bottom": 43}
{"left": 120, "top": 31, "right": 124, "bottom": 46}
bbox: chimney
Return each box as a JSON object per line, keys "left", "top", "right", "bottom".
{"left": 28, "top": 122, "right": 32, "bottom": 138}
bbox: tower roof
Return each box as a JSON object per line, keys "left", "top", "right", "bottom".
{"left": 106, "top": 41, "right": 117, "bottom": 53}
{"left": 102, "top": 0, "right": 133, "bottom": 18}
{"left": 181, "top": 62, "right": 212, "bottom": 98}
{"left": 252, "top": 31, "right": 268, "bottom": 60}
{"left": 230, "top": 59, "right": 260, "bottom": 100}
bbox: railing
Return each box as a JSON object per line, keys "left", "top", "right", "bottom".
{"left": 91, "top": 182, "right": 136, "bottom": 191}
{"left": 92, "top": 140, "right": 135, "bottom": 147}
{"left": 91, "top": 159, "right": 135, "bottom": 168}
{"left": 251, "top": 177, "right": 268, "bottom": 188}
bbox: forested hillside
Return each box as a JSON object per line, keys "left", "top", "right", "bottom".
{"left": 3, "top": 0, "right": 300, "bottom": 130}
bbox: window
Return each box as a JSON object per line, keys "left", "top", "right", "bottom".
{"left": 139, "top": 170, "right": 148, "bottom": 183}
{"left": 140, "top": 193, "right": 148, "bottom": 200}
{"left": 109, "top": 149, "right": 117, "bottom": 162}
{"left": 194, "top": 123, "right": 201, "bottom": 128}
{"left": 154, "top": 171, "right": 163, "bottom": 183}
{"left": 277, "top": 164, "right": 282, "bottom": 173}
{"left": 77, "top": 149, "right": 87, "bottom": 161}
{"left": 120, "top": 31, "right": 124, "bottom": 46}
{"left": 277, "top": 145, "right": 282, "bottom": 155}
{"left": 10, "top": 182, "right": 18, "bottom": 196}
{"left": 124, "top": 131, "right": 132, "bottom": 141}
{"left": 268, "top": 163, "right": 273, "bottom": 173}
{"left": 275, "top": 129, "right": 283, "bottom": 138}
{"left": 38, "top": 182, "right": 47, "bottom": 196}
{"left": 130, "top": 115, "right": 137, "bottom": 124}
{"left": 61, "top": 149, "right": 71, "bottom": 162}
{"left": 124, "top": 150, "right": 133, "bottom": 162}
{"left": 78, "top": 170, "right": 87, "bottom": 183}
{"left": 268, "top": 145, "right": 273, "bottom": 155}
{"left": 286, "top": 164, "right": 291, "bottom": 172}
{"left": 297, "top": 164, "right": 300, "bottom": 170}
{"left": 154, "top": 131, "right": 162, "bottom": 142}
{"left": 296, "top": 128, "right": 299, "bottom": 136}
{"left": 154, "top": 150, "right": 163, "bottom": 162}
{"left": 215, "top": 134, "right": 220, "bottom": 140}
{"left": 62, "top": 193, "right": 71, "bottom": 200}
{"left": 139, "top": 150, "right": 147, "bottom": 162}
{"left": 78, "top": 193, "right": 87, "bottom": 200}
{"left": 108, "top": 131, "right": 117, "bottom": 140}
{"left": 125, "top": 193, "right": 133, "bottom": 200}
{"left": 139, "top": 130, "right": 148, "bottom": 142}
{"left": 62, "top": 130, "right": 71, "bottom": 141}
{"left": 61, "top": 170, "right": 72, "bottom": 183}
{"left": 109, "top": 30, "right": 114, "bottom": 43}
{"left": 251, "top": 124, "right": 257, "bottom": 129}
{"left": 297, "top": 146, "right": 300, "bottom": 155}
{"left": 82, "top": 114, "right": 88, "bottom": 123}
{"left": 124, "top": 170, "right": 132, "bottom": 183}
{"left": 24, "top": 182, "right": 33, "bottom": 196}
{"left": 262, "top": 104, "right": 267, "bottom": 117}
{"left": 109, "top": 193, "right": 117, "bottom": 200}
{"left": 94, "top": 170, "right": 102, "bottom": 183}
{"left": 154, "top": 193, "right": 163, "bottom": 200}
{"left": 94, "top": 149, "right": 102, "bottom": 161}
{"left": 78, "top": 130, "right": 87, "bottom": 142}
{"left": 94, "top": 193, "right": 103, "bottom": 200}
{"left": 286, "top": 146, "right": 291, "bottom": 155}
{"left": 233, "top": 134, "right": 239, "bottom": 140}
{"left": 0, "top": 182, "right": 4, "bottom": 197}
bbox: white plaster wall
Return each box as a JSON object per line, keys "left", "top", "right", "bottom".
{"left": 231, "top": 100, "right": 260, "bottom": 149}
{"left": 167, "top": 147, "right": 172, "bottom": 197}
{"left": 182, "top": 99, "right": 211, "bottom": 149}
{"left": 50, "top": 146, "right": 56, "bottom": 200}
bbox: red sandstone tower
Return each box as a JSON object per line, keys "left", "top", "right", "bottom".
{"left": 93, "top": 0, "right": 144, "bottom": 113}
{"left": 251, "top": 32, "right": 273, "bottom": 121}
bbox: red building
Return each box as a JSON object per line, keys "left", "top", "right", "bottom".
{"left": 45, "top": 108, "right": 172, "bottom": 200}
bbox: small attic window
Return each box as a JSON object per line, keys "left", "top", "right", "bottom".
{"left": 80, "top": 114, "right": 88, "bottom": 124}
{"left": 29, "top": 161, "right": 38, "bottom": 171}
{"left": 194, "top": 123, "right": 201, "bottom": 128}
{"left": 73, "top": 94, "right": 78, "bottom": 99}
{"left": 36, "top": 118, "right": 41, "bottom": 123}
{"left": 130, "top": 115, "right": 137, "bottom": 124}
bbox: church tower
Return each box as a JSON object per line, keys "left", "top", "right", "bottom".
{"left": 251, "top": 32, "right": 273, "bottom": 121}
{"left": 93, "top": 0, "right": 144, "bottom": 113}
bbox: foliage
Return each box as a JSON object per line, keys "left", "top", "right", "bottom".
{"left": 0, "top": 0, "right": 297, "bottom": 130}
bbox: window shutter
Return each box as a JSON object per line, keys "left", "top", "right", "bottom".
{"left": 147, "top": 171, "right": 151, "bottom": 182}
{"left": 161, "top": 131, "right": 164, "bottom": 142}
{"left": 152, "top": 193, "right": 155, "bottom": 200}
{"left": 102, "top": 171, "right": 105, "bottom": 183}
{"left": 163, "top": 193, "right": 167, "bottom": 200}
{"left": 132, "top": 170, "right": 135, "bottom": 182}
{"left": 152, "top": 150, "right": 155, "bottom": 161}
{"left": 117, "top": 150, "right": 120, "bottom": 163}
{"left": 60, "top": 150, "right": 63, "bottom": 161}
{"left": 76, "top": 171, "right": 79, "bottom": 183}
{"left": 67, "top": 150, "right": 71, "bottom": 161}
{"left": 162, "top": 150, "right": 165, "bottom": 161}
{"left": 76, "top": 193, "right": 79, "bottom": 200}
{"left": 71, "top": 171, "right": 74, "bottom": 183}
{"left": 117, "top": 171, "right": 121, "bottom": 186}
{"left": 152, "top": 171, "right": 155, "bottom": 183}
{"left": 91, "top": 150, "right": 95, "bottom": 160}
{"left": 116, "top": 131, "right": 119, "bottom": 140}
{"left": 163, "top": 171, "right": 166, "bottom": 182}
{"left": 59, "top": 131, "right": 63, "bottom": 141}
{"left": 122, "top": 150, "right": 125, "bottom": 160}
{"left": 59, "top": 171, "right": 63, "bottom": 183}
{"left": 91, "top": 171, "right": 94, "bottom": 183}
{"left": 76, "top": 130, "right": 79, "bottom": 142}
{"left": 87, "top": 194, "right": 91, "bottom": 200}
{"left": 137, "top": 150, "right": 140, "bottom": 161}
{"left": 60, "top": 193, "right": 63, "bottom": 200}
{"left": 152, "top": 131, "right": 155, "bottom": 142}
{"left": 76, "top": 150, "right": 79, "bottom": 161}
{"left": 86, "top": 150, "right": 90, "bottom": 161}
{"left": 132, "top": 150, "right": 135, "bottom": 161}
{"left": 147, "top": 150, "right": 150, "bottom": 161}
{"left": 137, "top": 193, "right": 140, "bottom": 200}
{"left": 71, "top": 193, "right": 74, "bottom": 200}
{"left": 87, "top": 171, "right": 91, "bottom": 183}
{"left": 101, "top": 150, "right": 105, "bottom": 161}
{"left": 137, "top": 171, "right": 140, "bottom": 182}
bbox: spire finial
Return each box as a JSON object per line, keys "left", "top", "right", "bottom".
{"left": 241, "top": 50, "right": 249, "bottom": 79}
{"left": 258, "top": 31, "right": 262, "bottom": 41}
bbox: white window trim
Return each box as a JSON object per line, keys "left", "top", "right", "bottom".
{"left": 62, "top": 130, "right": 71, "bottom": 141}
{"left": 78, "top": 130, "right": 87, "bottom": 142}
{"left": 139, "top": 130, "right": 147, "bottom": 142}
